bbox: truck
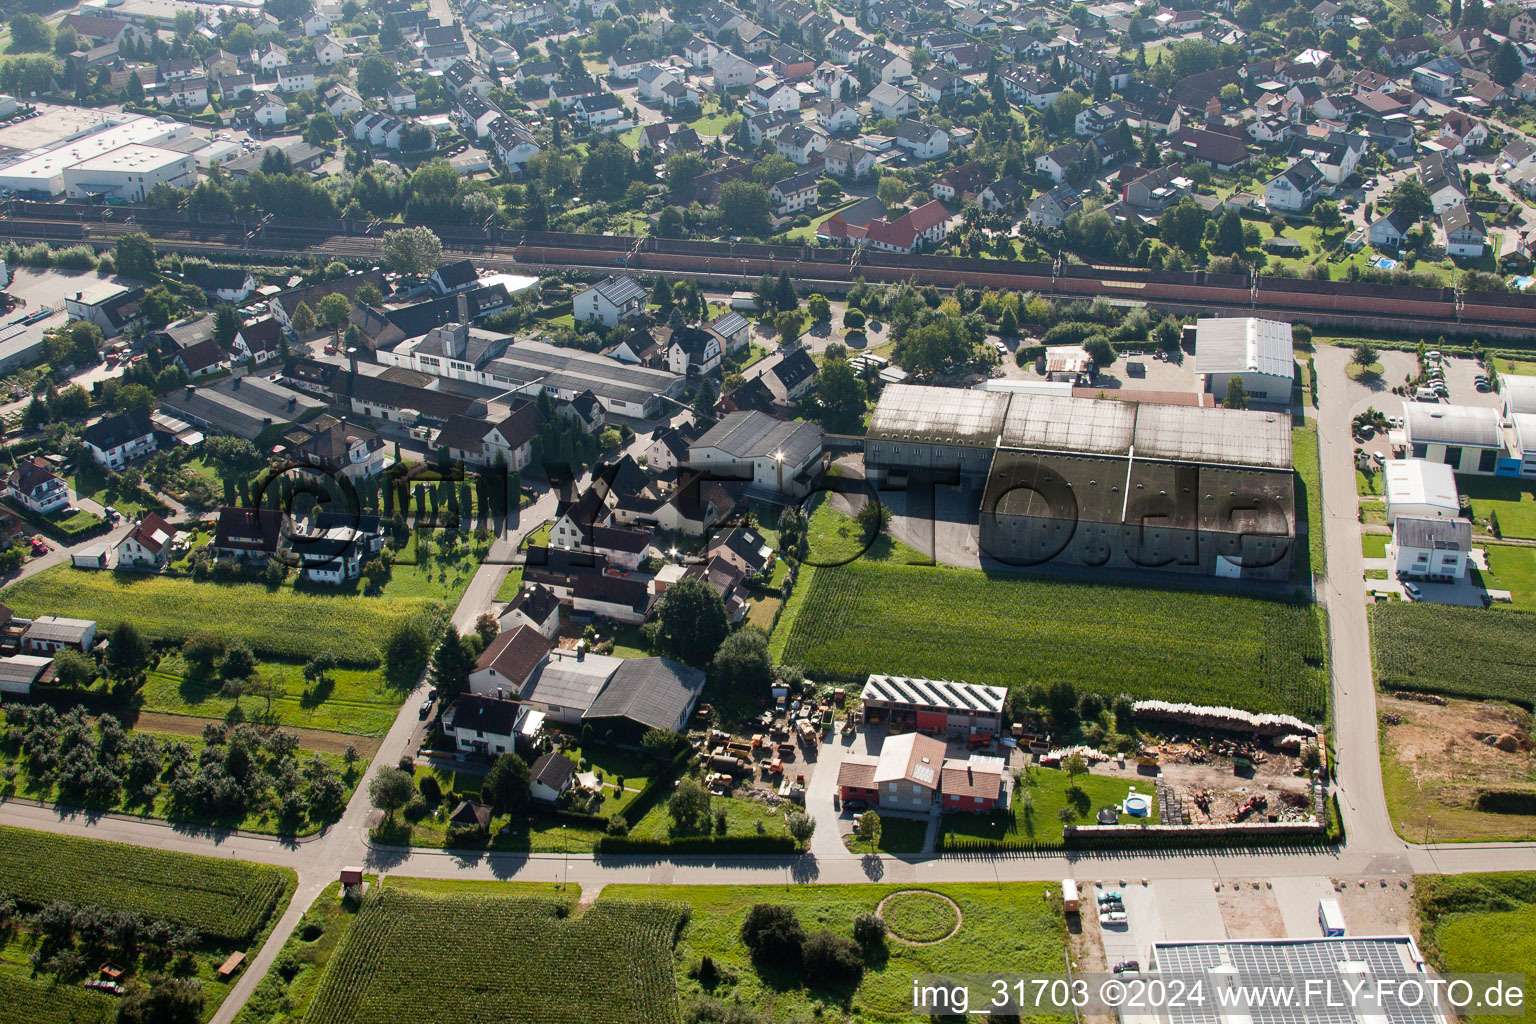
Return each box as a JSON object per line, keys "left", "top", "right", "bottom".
{"left": 1061, "top": 878, "right": 1079, "bottom": 914}
{"left": 1318, "top": 898, "right": 1346, "bottom": 937}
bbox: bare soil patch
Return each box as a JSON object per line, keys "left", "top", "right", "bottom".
{"left": 1329, "top": 876, "right": 1416, "bottom": 936}
{"left": 132, "top": 710, "right": 380, "bottom": 757}
{"left": 1215, "top": 881, "right": 1286, "bottom": 939}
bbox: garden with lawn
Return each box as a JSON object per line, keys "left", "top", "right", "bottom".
{"left": 1471, "top": 543, "right": 1536, "bottom": 609}
{"left": 1460, "top": 476, "right": 1536, "bottom": 539}
{"left": 938, "top": 765, "right": 1157, "bottom": 851}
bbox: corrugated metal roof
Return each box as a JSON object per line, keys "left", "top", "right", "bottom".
{"left": 1393, "top": 515, "right": 1470, "bottom": 550}
{"left": 1000, "top": 393, "right": 1135, "bottom": 454}
{"left": 866, "top": 384, "right": 1009, "bottom": 446}
{"left": 861, "top": 674, "right": 1007, "bottom": 713}
{"left": 1404, "top": 402, "right": 1503, "bottom": 448}
{"left": 1501, "top": 373, "right": 1536, "bottom": 415}
{"left": 1132, "top": 404, "right": 1292, "bottom": 469}
{"left": 1194, "top": 317, "right": 1295, "bottom": 378}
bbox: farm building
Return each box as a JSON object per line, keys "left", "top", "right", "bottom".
{"left": 863, "top": 384, "right": 1010, "bottom": 483}
{"left": 0, "top": 654, "right": 54, "bottom": 695}
{"left": 1193, "top": 318, "right": 1295, "bottom": 404}
{"left": 859, "top": 674, "right": 1008, "bottom": 737}
{"left": 1403, "top": 403, "right": 1503, "bottom": 475}
{"left": 685, "top": 410, "right": 826, "bottom": 499}
{"left": 979, "top": 395, "right": 1296, "bottom": 580}
{"left": 514, "top": 648, "right": 706, "bottom": 739}
{"left": 468, "top": 625, "right": 552, "bottom": 698}
{"left": 21, "top": 615, "right": 97, "bottom": 653}
{"left": 1382, "top": 458, "right": 1460, "bottom": 524}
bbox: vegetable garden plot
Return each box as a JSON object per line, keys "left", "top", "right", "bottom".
{"left": 782, "top": 561, "right": 1328, "bottom": 720}
{"left": 307, "top": 889, "right": 685, "bottom": 1024}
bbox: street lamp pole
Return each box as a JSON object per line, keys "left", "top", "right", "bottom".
{"left": 561, "top": 824, "right": 568, "bottom": 890}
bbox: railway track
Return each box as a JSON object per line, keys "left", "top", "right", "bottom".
{"left": 3, "top": 212, "right": 1533, "bottom": 338}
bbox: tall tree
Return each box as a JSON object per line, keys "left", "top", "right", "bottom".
{"left": 651, "top": 578, "right": 728, "bottom": 666}
{"left": 381, "top": 226, "right": 443, "bottom": 277}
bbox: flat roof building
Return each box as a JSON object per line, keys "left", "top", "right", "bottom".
{"left": 158, "top": 377, "right": 324, "bottom": 440}
{"left": 62, "top": 144, "right": 196, "bottom": 201}
{"left": 1194, "top": 317, "right": 1295, "bottom": 404}
{"left": 1382, "top": 458, "right": 1460, "bottom": 524}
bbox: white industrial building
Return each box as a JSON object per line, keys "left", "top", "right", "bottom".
{"left": 1382, "top": 458, "right": 1460, "bottom": 524}
{"left": 63, "top": 144, "right": 196, "bottom": 201}
{"left": 0, "top": 114, "right": 192, "bottom": 197}
{"left": 1404, "top": 402, "right": 1504, "bottom": 475}
{"left": 1193, "top": 317, "right": 1295, "bottom": 404}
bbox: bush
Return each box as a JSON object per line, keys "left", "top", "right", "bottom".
{"left": 1041, "top": 321, "right": 1099, "bottom": 346}
{"left": 852, "top": 911, "right": 885, "bottom": 947}
{"left": 418, "top": 774, "right": 442, "bottom": 805}
{"left": 739, "top": 903, "right": 804, "bottom": 962}
{"left": 605, "top": 815, "right": 630, "bottom": 836}
{"left": 801, "top": 929, "right": 864, "bottom": 985}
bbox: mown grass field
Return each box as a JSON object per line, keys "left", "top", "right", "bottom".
{"left": 1371, "top": 602, "right": 1536, "bottom": 706}
{"left": 305, "top": 888, "right": 684, "bottom": 1024}
{"left": 1471, "top": 543, "right": 1536, "bottom": 610}
{"left": 1460, "top": 476, "right": 1536, "bottom": 539}
{"left": 1416, "top": 873, "right": 1536, "bottom": 1024}
{"left": 1293, "top": 424, "right": 1325, "bottom": 580}
{"left": 0, "top": 825, "right": 293, "bottom": 945}
{"left": 139, "top": 655, "right": 405, "bottom": 736}
{"left": 604, "top": 882, "right": 1066, "bottom": 1023}
{"left": 939, "top": 766, "right": 1157, "bottom": 850}
{"left": 779, "top": 559, "right": 1329, "bottom": 719}
{"left": 0, "top": 567, "right": 443, "bottom": 665}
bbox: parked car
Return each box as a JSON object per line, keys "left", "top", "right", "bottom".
{"left": 1476, "top": 380, "right": 1492, "bottom": 392}
{"left": 844, "top": 798, "right": 869, "bottom": 812}
{"left": 1113, "top": 960, "right": 1141, "bottom": 974}
{"left": 1403, "top": 582, "right": 1422, "bottom": 600}
{"left": 418, "top": 700, "right": 432, "bottom": 719}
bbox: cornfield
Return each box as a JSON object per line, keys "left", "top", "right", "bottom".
{"left": 306, "top": 889, "right": 686, "bottom": 1024}
{"left": 1371, "top": 603, "right": 1536, "bottom": 706}
{"left": 0, "top": 972, "right": 112, "bottom": 1024}
{"left": 781, "top": 561, "right": 1329, "bottom": 720}
{"left": 0, "top": 826, "right": 292, "bottom": 946}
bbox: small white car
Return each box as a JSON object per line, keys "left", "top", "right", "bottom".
{"left": 1403, "top": 582, "right": 1422, "bottom": 600}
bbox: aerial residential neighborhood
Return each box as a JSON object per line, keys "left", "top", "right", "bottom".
{"left": 0, "top": 0, "right": 1534, "bottom": 1017}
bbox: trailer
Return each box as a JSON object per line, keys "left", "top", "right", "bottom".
{"left": 1318, "top": 898, "right": 1346, "bottom": 937}
{"left": 1061, "top": 878, "right": 1080, "bottom": 914}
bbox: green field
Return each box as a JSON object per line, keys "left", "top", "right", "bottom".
{"left": 1460, "top": 476, "right": 1536, "bottom": 539}
{"left": 1371, "top": 602, "right": 1536, "bottom": 705}
{"left": 0, "top": 825, "right": 292, "bottom": 944}
{"left": 139, "top": 655, "right": 405, "bottom": 736}
{"left": 604, "top": 882, "right": 1066, "bottom": 1023}
{"left": 236, "top": 882, "right": 360, "bottom": 1024}
{"left": 779, "top": 559, "right": 1329, "bottom": 719}
{"left": 1362, "top": 533, "right": 1388, "bottom": 558}
{"left": 1473, "top": 543, "right": 1536, "bottom": 609}
{"left": 940, "top": 766, "right": 1157, "bottom": 850}
{"left": 0, "top": 567, "right": 444, "bottom": 666}
{"left": 1293, "top": 424, "right": 1324, "bottom": 580}
{"left": 305, "top": 888, "right": 684, "bottom": 1024}
{"left": 1416, "top": 873, "right": 1536, "bottom": 1024}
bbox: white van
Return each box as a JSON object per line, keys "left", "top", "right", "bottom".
{"left": 1415, "top": 387, "right": 1440, "bottom": 402}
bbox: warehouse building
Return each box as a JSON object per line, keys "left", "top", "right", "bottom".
{"left": 1193, "top": 317, "right": 1295, "bottom": 404}
{"left": 158, "top": 377, "right": 324, "bottom": 440}
{"left": 0, "top": 114, "right": 191, "bottom": 196}
{"left": 859, "top": 674, "right": 1007, "bottom": 737}
{"left": 62, "top": 144, "right": 197, "bottom": 202}
{"left": 864, "top": 384, "right": 1009, "bottom": 483}
{"left": 685, "top": 410, "right": 826, "bottom": 498}
{"left": 482, "top": 340, "right": 684, "bottom": 419}
{"left": 979, "top": 395, "right": 1295, "bottom": 579}
{"left": 1382, "top": 458, "right": 1460, "bottom": 524}
{"left": 1403, "top": 403, "right": 1503, "bottom": 475}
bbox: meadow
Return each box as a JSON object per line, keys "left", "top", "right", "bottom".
{"left": 603, "top": 882, "right": 1066, "bottom": 1023}
{"left": 779, "top": 559, "right": 1330, "bottom": 719}
{"left": 304, "top": 888, "right": 684, "bottom": 1024}
{"left": 1371, "top": 603, "right": 1536, "bottom": 705}
{"left": 1416, "top": 873, "right": 1536, "bottom": 1024}
{"left": 0, "top": 567, "right": 443, "bottom": 666}
{"left": 139, "top": 655, "right": 404, "bottom": 736}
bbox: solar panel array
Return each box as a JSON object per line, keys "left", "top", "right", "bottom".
{"left": 1154, "top": 939, "right": 1441, "bottom": 1024}
{"left": 861, "top": 674, "right": 1007, "bottom": 714}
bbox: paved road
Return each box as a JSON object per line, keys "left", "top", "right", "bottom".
{"left": 10, "top": 352, "right": 1536, "bottom": 1020}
